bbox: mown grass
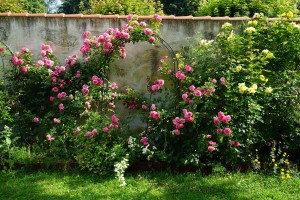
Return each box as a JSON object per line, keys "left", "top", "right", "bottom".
{"left": 0, "top": 170, "right": 299, "bottom": 200}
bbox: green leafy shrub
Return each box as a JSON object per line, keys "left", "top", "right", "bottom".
{"left": 86, "top": 0, "right": 164, "bottom": 15}
{"left": 196, "top": 0, "right": 299, "bottom": 17}
{"left": 179, "top": 13, "right": 300, "bottom": 163}
{"left": 2, "top": 14, "right": 163, "bottom": 174}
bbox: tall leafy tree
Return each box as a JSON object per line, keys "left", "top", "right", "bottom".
{"left": 160, "top": 0, "right": 201, "bottom": 16}
{"left": 0, "top": 0, "right": 26, "bottom": 13}
{"left": 58, "top": 0, "right": 90, "bottom": 14}
{"left": 87, "top": 0, "right": 163, "bottom": 15}
{"left": 23, "top": 0, "right": 47, "bottom": 13}
{"left": 196, "top": 0, "right": 299, "bottom": 17}
{"left": 0, "top": 0, "right": 57, "bottom": 13}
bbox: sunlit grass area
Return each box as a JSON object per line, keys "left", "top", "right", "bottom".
{"left": 0, "top": 170, "right": 299, "bottom": 200}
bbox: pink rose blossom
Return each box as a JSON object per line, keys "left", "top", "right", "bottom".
{"left": 151, "top": 104, "right": 156, "bottom": 111}
{"left": 189, "top": 85, "right": 195, "bottom": 91}
{"left": 212, "top": 79, "right": 217, "bottom": 84}
{"left": 220, "top": 77, "right": 226, "bottom": 85}
{"left": 167, "top": 70, "right": 172, "bottom": 75}
{"left": 142, "top": 105, "right": 148, "bottom": 110}
{"left": 175, "top": 70, "right": 186, "bottom": 80}
{"left": 209, "top": 141, "right": 216, "bottom": 146}
{"left": 22, "top": 47, "right": 29, "bottom": 53}
{"left": 103, "top": 127, "right": 109, "bottom": 133}
{"left": 153, "top": 14, "right": 162, "bottom": 22}
{"left": 108, "top": 102, "right": 115, "bottom": 108}
{"left": 76, "top": 71, "right": 81, "bottom": 78}
{"left": 194, "top": 89, "right": 202, "bottom": 97}
{"left": 46, "top": 135, "right": 55, "bottom": 141}
{"left": 36, "top": 60, "right": 44, "bottom": 67}
{"left": 50, "top": 96, "right": 55, "bottom": 102}
{"left": 59, "top": 103, "right": 65, "bottom": 111}
{"left": 21, "top": 66, "right": 28, "bottom": 74}
{"left": 33, "top": 117, "right": 39, "bottom": 123}
{"left": 112, "top": 114, "right": 119, "bottom": 125}
{"left": 206, "top": 135, "right": 212, "bottom": 139}
{"left": 216, "top": 128, "right": 223, "bottom": 134}
{"left": 213, "top": 117, "right": 220, "bottom": 125}
{"left": 52, "top": 87, "right": 59, "bottom": 93}
{"left": 82, "top": 84, "right": 89, "bottom": 96}
{"left": 73, "top": 127, "right": 81, "bottom": 134}
{"left": 224, "top": 128, "right": 232, "bottom": 135}
{"left": 53, "top": 118, "right": 61, "bottom": 124}
{"left": 229, "top": 141, "right": 240, "bottom": 147}
{"left": 150, "top": 111, "right": 160, "bottom": 120}
{"left": 185, "top": 65, "right": 194, "bottom": 72}
{"left": 108, "top": 82, "right": 118, "bottom": 90}
{"left": 218, "top": 111, "right": 225, "bottom": 119}
{"left": 173, "top": 129, "right": 180, "bottom": 135}
{"left": 151, "top": 84, "right": 160, "bottom": 91}
{"left": 182, "top": 93, "right": 188, "bottom": 100}
{"left": 144, "top": 28, "right": 153, "bottom": 35}
{"left": 140, "top": 137, "right": 149, "bottom": 146}
{"left": 149, "top": 36, "right": 156, "bottom": 43}
{"left": 85, "top": 101, "right": 91, "bottom": 109}
{"left": 160, "top": 56, "right": 168, "bottom": 63}
{"left": 222, "top": 115, "right": 232, "bottom": 123}
{"left": 208, "top": 146, "right": 215, "bottom": 152}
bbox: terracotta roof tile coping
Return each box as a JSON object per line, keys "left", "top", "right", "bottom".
{"left": 82, "top": 14, "right": 102, "bottom": 18}
{"left": 64, "top": 14, "right": 83, "bottom": 18}
{"left": 46, "top": 13, "right": 65, "bottom": 17}
{"left": 0, "top": 12, "right": 11, "bottom": 16}
{"left": 0, "top": 13, "right": 300, "bottom": 21}
{"left": 211, "top": 16, "right": 230, "bottom": 21}
{"left": 193, "top": 16, "right": 212, "bottom": 20}
{"left": 229, "top": 17, "right": 249, "bottom": 21}
{"left": 28, "top": 13, "right": 47, "bottom": 17}
{"left": 9, "top": 13, "right": 28, "bottom": 17}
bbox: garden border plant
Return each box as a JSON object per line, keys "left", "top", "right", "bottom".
{"left": 0, "top": 12, "right": 299, "bottom": 186}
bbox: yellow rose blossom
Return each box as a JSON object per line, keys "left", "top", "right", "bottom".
{"left": 248, "top": 20, "right": 258, "bottom": 26}
{"left": 272, "top": 158, "right": 275, "bottom": 162}
{"left": 238, "top": 83, "right": 248, "bottom": 93}
{"left": 251, "top": 84, "right": 257, "bottom": 90}
{"left": 265, "top": 87, "right": 273, "bottom": 93}
{"left": 221, "top": 22, "right": 233, "bottom": 30}
{"left": 266, "top": 52, "right": 275, "bottom": 59}
{"left": 245, "top": 27, "right": 256, "bottom": 34}
{"left": 236, "top": 65, "right": 242, "bottom": 72}
{"left": 274, "top": 164, "right": 278, "bottom": 167}
{"left": 247, "top": 87, "right": 256, "bottom": 94}
{"left": 286, "top": 11, "right": 293, "bottom": 19}
{"left": 260, "top": 75, "right": 266, "bottom": 81}
{"left": 262, "top": 49, "right": 270, "bottom": 54}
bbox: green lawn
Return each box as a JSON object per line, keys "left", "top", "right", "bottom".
{"left": 0, "top": 170, "right": 299, "bottom": 200}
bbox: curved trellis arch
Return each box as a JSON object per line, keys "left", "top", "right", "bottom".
{"left": 0, "top": 40, "right": 13, "bottom": 69}
{"left": 0, "top": 40, "right": 13, "bottom": 89}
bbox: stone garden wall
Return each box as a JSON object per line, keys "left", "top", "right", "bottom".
{"left": 0, "top": 14, "right": 249, "bottom": 91}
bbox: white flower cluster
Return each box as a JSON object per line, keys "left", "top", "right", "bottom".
{"left": 114, "top": 155, "right": 129, "bottom": 187}
{"left": 128, "top": 136, "right": 137, "bottom": 150}
{"left": 141, "top": 144, "right": 156, "bottom": 155}
{"left": 184, "top": 153, "right": 200, "bottom": 165}
{"left": 200, "top": 39, "right": 214, "bottom": 47}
